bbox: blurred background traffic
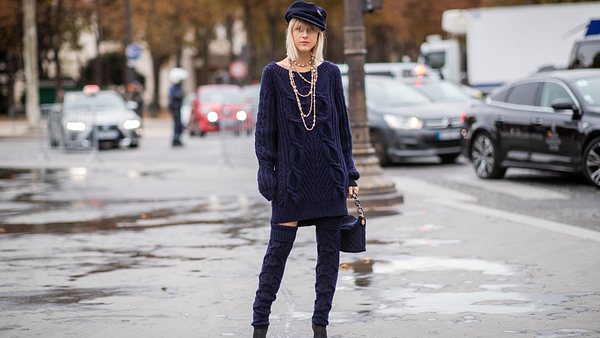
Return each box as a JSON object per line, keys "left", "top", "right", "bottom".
{"left": 1, "top": 0, "right": 599, "bottom": 187}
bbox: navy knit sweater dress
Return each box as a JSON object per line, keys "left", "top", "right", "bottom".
{"left": 255, "top": 61, "right": 360, "bottom": 224}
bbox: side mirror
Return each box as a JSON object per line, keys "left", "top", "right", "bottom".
{"left": 551, "top": 98, "right": 581, "bottom": 120}
{"left": 127, "top": 101, "right": 139, "bottom": 110}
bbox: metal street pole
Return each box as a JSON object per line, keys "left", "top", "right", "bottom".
{"left": 344, "top": 0, "right": 403, "bottom": 207}
{"left": 124, "top": 0, "right": 134, "bottom": 84}
{"left": 23, "top": 0, "right": 40, "bottom": 130}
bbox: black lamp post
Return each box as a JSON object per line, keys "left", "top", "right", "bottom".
{"left": 344, "top": 0, "right": 403, "bottom": 207}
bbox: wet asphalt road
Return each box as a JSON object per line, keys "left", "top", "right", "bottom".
{"left": 1, "top": 119, "right": 599, "bottom": 337}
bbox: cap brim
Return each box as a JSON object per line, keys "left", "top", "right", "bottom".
{"left": 288, "top": 14, "right": 325, "bottom": 31}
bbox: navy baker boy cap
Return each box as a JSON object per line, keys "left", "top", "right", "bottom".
{"left": 285, "top": 1, "right": 327, "bottom": 31}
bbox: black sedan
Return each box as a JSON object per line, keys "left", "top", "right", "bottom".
{"left": 461, "top": 69, "right": 600, "bottom": 188}
{"left": 343, "top": 76, "right": 465, "bottom": 165}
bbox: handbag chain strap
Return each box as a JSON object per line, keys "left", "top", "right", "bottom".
{"left": 352, "top": 192, "right": 365, "bottom": 218}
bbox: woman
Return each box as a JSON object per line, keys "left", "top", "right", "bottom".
{"left": 252, "top": 1, "right": 359, "bottom": 337}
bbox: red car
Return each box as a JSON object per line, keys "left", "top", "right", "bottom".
{"left": 188, "top": 84, "right": 254, "bottom": 137}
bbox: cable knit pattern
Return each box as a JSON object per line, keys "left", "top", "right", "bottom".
{"left": 313, "top": 217, "right": 342, "bottom": 326}
{"left": 255, "top": 61, "right": 360, "bottom": 223}
{"left": 252, "top": 224, "right": 298, "bottom": 328}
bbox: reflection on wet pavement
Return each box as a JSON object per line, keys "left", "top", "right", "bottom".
{"left": 1, "top": 168, "right": 599, "bottom": 336}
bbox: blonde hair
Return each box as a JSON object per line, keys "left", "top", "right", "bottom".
{"left": 285, "top": 18, "right": 326, "bottom": 63}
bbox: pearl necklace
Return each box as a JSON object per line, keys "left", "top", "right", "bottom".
{"left": 288, "top": 57, "right": 318, "bottom": 131}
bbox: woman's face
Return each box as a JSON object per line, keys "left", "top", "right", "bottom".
{"left": 292, "top": 22, "right": 319, "bottom": 55}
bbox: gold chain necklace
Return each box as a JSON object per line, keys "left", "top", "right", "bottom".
{"left": 288, "top": 57, "right": 318, "bottom": 131}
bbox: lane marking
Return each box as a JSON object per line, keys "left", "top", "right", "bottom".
{"left": 431, "top": 198, "right": 600, "bottom": 243}
{"left": 393, "top": 177, "right": 600, "bottom": 242}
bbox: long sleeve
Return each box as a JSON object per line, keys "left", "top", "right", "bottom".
{"left": 333, "top": 67, "right": 360, "bottom": 186}
{"left": 255, "top": 66, "right": 278, "bottom": 201}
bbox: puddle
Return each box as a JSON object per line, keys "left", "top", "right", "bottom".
{"left": 339, "top": 256, "right": 594, "bottom": 319}
{"left": 534, "top": 329, "right": 600, "bottom": 338}
{"left": 0, "top": 288, "right": 121, "bottom": 307}
{"left": 372, "top": 256, "right": 515, "bottom": 276}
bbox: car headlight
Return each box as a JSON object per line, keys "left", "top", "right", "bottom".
{"left": 66, "top": 121, "right": 86, "bottom": 131}
{"left": 124, "top": 119, "right": 141, "bottom": 130}
{"left": 383, "top": 115, "right": 423, "bottom": 130}
{"left": 207, "top": 111, "right": 219, "bottom": 123}
{"left": 236, "top": 110, "right": 247, "bottom": 121}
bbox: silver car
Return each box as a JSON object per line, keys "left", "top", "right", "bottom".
{"left": 343, "top": 76, "right": 465, "bottom": 165}
{"left": 49, "top": 87, "right": 142, "bottom": 149}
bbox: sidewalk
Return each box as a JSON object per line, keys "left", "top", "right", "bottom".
{"left": 1, "top": 172, "right": 599, "bottom": 337}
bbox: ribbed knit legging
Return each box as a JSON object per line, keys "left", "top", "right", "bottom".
{"left": 252, "top": 217, "right": 342, "bottom": 328}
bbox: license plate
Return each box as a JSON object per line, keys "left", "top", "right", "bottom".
{"left": 97, "top": 130, "right": 119, "bottom": 140}
{"left": 435, "top": 129, "right": 461, "bottom": 141}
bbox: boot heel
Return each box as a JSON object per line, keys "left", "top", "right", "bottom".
{"left": 312, "top": 323, "right": 327, "bottom": 338}
{"left": 253, "top": 326, "right": 268, "bottom": 338}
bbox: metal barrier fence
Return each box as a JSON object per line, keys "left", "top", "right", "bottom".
{"left": 218, "top": 106, "right": 256, "bottom": 167}
{"left": 38, "top": 104, "right": 101, "bottom": 162}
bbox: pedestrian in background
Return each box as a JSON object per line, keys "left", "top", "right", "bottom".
{"left": 168, "top": 68, "right": 187, "bottom": 147}
{"left": 126, "top": 81, "right": 144, "bottom": 122}
{"left": 251, "top": 2, "right": 360, "bottom": 337}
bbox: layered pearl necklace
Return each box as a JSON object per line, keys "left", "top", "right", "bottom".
{"left": 288, "top": 56, "right": 318, "bottom": 131}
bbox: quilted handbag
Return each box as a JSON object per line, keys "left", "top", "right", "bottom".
{"left": 340, "top": 193, "right": 366, "bottom": 253}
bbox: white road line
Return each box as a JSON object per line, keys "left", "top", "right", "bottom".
{"left": 446, "top": 174, "right": 570, "bottom": 200}
{"left": 431, "top": 198, "right": 600, "bottom": 243}
{"left": 393, "top": 177, "right": 600, "bottom": 242}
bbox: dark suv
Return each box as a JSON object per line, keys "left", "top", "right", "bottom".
{"left": 461, "top": 70, "right": 600, "bottom": 188}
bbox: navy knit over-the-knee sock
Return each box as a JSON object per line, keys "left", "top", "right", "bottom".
{"left": 312, "top": 216, "right": 342, "bottom": 326}
{"left": 252, "top": 224, "right": 298, "bottom": 328}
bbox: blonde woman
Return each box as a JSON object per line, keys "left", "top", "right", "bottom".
{"left": 252, "top": 1, "right": 359, "bottom": 337}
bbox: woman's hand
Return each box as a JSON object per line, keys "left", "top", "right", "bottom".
{"left": 348, "top": 186, "right": 359, "bottom": 199}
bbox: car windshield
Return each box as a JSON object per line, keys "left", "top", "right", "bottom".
{"left": 574, "top": 76, "right": 600, "bottom": 107}
{"left": 201, "top": 87, "right": 245, "bottom": 104}
{"left": 63, "top": 92, "right": 126, "bottom": 112}
{"left": 364, "top": 78, "right": 431, "bottom": 108}
{"left": 412, "top": 81, "right": 471, "bottom": 102}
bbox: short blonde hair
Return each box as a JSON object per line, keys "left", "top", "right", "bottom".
{"left": 285, "top": 18, "right": 326, "bottom": 63}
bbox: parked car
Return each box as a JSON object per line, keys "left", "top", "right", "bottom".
{"left": 343, "top": 76, "right": 465, "bottom": 165}
{"left": 338, "top": 62, "right": 441, "bottom": 80}
{"left": 188, "top": 84, "right": 254, "bottom": 137}
{"left": 461, "top": 69, "right": 600, "bottom": 188}
{"left": 242, "top": 83, "right": 260, "bottom": 120}
{"left": 48, "top": 85, "right": 142, "bottom": 149}
{"left": 400, "top": 77, "right": 481, "bottom": 106}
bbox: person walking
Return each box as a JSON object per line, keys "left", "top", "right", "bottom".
{"left": 252, "top": 2, "right": 359, "bottom": 337}
{"left": 168, "top": 68, "right": 187, "bottom": 147}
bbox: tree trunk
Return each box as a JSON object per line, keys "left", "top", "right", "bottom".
{"left": 242, "top": 0, "right": 256, "bottom": 80}
{"left": 23, "top": 0, "right": 40, "bottom": 129}
{"left": 149, "top": 54, "right": 165, "bottom": 116}
{"left": 53, "top": 0, "right": 63, "bottom": 102}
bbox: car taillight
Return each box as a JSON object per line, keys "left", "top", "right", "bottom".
{"left": 460, "top": 112, "right": 468, "bottom": 123}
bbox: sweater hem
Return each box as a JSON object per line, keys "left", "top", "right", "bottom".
{"left": 270, "top": 198, "right": 349, "bottom": 224}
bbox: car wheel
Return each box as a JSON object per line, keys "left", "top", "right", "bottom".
{"left": 199, "top": 131, "right": 206, "bottom": 137}
{"left": 370, "top": 130, "right": 390, "bottom": 166}
{"left": 471, "top": 132, "right": 506, "bottom": 179}
{"left": 439, "top": 153, "right": 459, "bottom": 164}
{"left": 583, "top": 137, "right": 600, "bottom": 188}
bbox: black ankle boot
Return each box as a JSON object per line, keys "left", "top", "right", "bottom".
{"left": 312, "top": 324, "right": 327, "bottom": 338}
{"left": 253, "top": 326, "right": 268, "bottom": 338}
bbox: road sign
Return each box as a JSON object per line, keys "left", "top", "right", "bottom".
{"left": 126, "top": 43, "right": 143, "bottom": 61}
{"left": 229, "top": 61, "right": 248, "bottom": 79}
